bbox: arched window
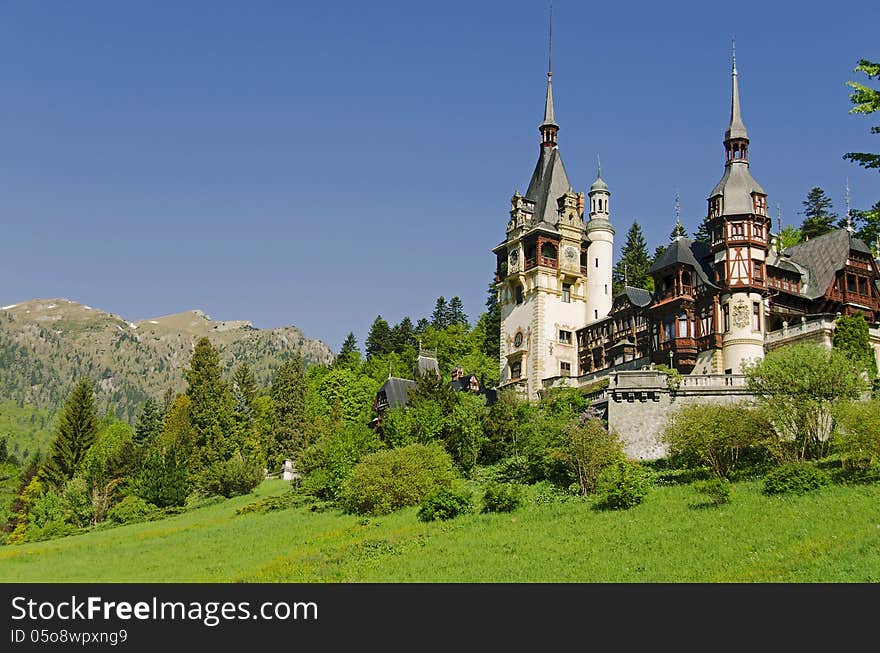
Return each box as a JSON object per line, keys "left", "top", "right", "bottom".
{"left": 515, "top": 285, "right": 524, "bottom": 305}
{"left": 511, "top": 360, "right": 522, "bottom": 380}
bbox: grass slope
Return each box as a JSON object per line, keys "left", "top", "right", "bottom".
{"left": 1, "top": 480, "right": 879, "bottom": 583}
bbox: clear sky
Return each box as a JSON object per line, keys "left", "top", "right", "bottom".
{"left": 0, "top": 1, "right": 877, "bottom": 353}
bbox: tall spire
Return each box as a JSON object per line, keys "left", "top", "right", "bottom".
{"left": 539, "top": 3, "right": 558, "bottom": 146}
{"left": 725, "top": 39, "right": 749, "bottom": 144}
{"left": 671, "top": 190, "right": 686, "bottom": 240}
{"left": 845, "top": 178, "right": 854, "bottom": 233}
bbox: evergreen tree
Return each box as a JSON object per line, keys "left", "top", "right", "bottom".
{"left": 850, "top": 201, "right": 880, "bottom": 252}
{"left": 41, "top": 378, "right": 99, "bottom": 489}
{"left": 390, "top": 317, "right": 417, "bottom": 353}
{"left": 270, "top": 356, "right": 307, "bottom": 464}
{"left": 231, "top": 363, "right": 257, "bottom": 410}
{"left": 335, "top": 332, "right": 361, "bottom": 367}
{"left": 800, "top": 187, "right": 838, "bottom": 239}
{"left": 482, "top": 282, "right": 501, "bottom": 361}
{"left": 693, "top": 216, "right": 711, "bottom": 246}
{"left": 843, "top": 59, "right": 880, "bottom": 171}
{"left": 670, "top": 221, "right": 688, "bottom": 240}
{"left": 185, "top": 338, "right": 235, "bottom": 469}
{"left": 138, "top": 445, "right": 189, "bottom": 508}
{"left": 365, "top": 315, "right": 393, "bottom": 358}
{"left": 134, "top": 398, "right": 162, "bottom": 447}
{"left": 612, "top": 221, "right": 651, "bottom": 294}
{"left": 431, "top": 296, "right": 450, "bottom": 329}
{"left": 447, "top": 297, "right": 468, "bottom": 326}
{"left": 415, "top": 318, "right": 430, "bottom": 336}
{"left": 161, "top": 387, "right": 176, "bottom": 415}
{"left": 0, "top": 436, "right": 7, "bottom": 464}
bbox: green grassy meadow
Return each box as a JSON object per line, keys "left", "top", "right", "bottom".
{"left": 2, "top": 478, "right": 879, "bottom": 583}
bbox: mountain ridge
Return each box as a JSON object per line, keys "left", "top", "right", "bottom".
{"left": 0, "top": 298, "right": 335, "bottom": 422}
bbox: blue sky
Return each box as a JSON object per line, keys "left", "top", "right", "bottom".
{"left": 0, "top": 1, "right": 877, "bottom": 352}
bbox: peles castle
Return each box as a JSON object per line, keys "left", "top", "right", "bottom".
{"left": 492, "top": 54, "right": 880, "bottom": 455}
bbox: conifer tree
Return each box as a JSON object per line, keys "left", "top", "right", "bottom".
{"left": 447, "top": 297, "right": 468, "bottom": 326}
{"left": 390, "top": 317, "right": 417, "bottom": 353}
{"left": 670, "top": 221, "right": 688, "bottom": 240}
{"left": 431, "top": 297, "right": 450, "bottom": 329}
{"left": 800, "top": 187, "right": 837, "bottom": 239}
{"left": 185, "top": 338, "right": 234, "bottom": 468}
{"left": 693, "top": 217, "right": 711, "bottom": 246}
{"left": 482, "top": 282, "right": 501, "bottom": 360}
{"left": 270, "top": 356, "right": 307, "bottom": 464}
{"left": 336, "top": 332, "right": 361, "bottom": 367}
{"left": 134, "top": 398, "right": 162, "bottom": 447}
{"left": 231, "top": 363, "right": 257, "bottom": 410}
{"left": 41, "top": 378, "right": 99, "bottom": 489}
{"left": 415, "top": 318, "right": 430, "bottom": 336}
{"left": 365, "top": 315, "right": 393, "bottom": 358}
{"left": 612, "top": 220, "right": 651, "bottom": 294}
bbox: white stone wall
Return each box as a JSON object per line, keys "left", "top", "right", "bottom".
{"left": 584, "top": 232, "right": 614, "bottom": 324}
{"left": 721, "top": 291, "right": 765, "bottom": 373}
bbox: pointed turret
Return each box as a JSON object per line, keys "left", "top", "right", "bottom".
{"left": 725, "top": 48, "right": 749, "bottom": 143}
{"left": 540, "top": 71, "right": 559, "bottom": 147}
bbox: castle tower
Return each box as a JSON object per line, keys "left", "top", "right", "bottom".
{"left": 584, "top": 161, "right": 615, "bottom": 323}
{"left": 493, "top": 63, "right": 588, "bottom": 400}
{"left": 706, "top": 50, "right": 770, "bottom": 374}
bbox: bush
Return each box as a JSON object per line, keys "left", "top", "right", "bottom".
{"left": 693, "top": 477, "right": 732, "bottom": 506}
{"left": 550, "top": 411, "right": 624, "bottom": 495}
{"left": 833, "top": 400, "right": 880, "bottom": 474}
{"left": 107, "top": 495, "right": 158, "bottom": 524}
{"left": 595, "top": 460, "right": 649, "bottom": 510}
{"left": 417, "top": 487, "right": 472, "bottom": 522}
{"left": 481, "top": 482, "right": 524, "bottom": 513}
{"left": 342, "top": 443, "right": 457, "bottom": 515}
{"left": 661, "top": 403, "right": 769, "bottom": 479}
{"left": 763, "top": 462, "right": 830, "bottom": 495}
{"left": 201, "top": 451, "right": 262, "bottom": 498}
{"left": 298, "top": 421, "right": 382, "bottom": 501}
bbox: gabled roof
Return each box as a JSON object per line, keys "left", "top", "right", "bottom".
{"left": 378, "top": 377, "right": 416, "bottom": 409}
{"left": 783, "top": 229, "right": 874, "bottom": 300}
{"left": 622, "top": 286, "right": 653, "bottom": 307}
{"left": 647, "top": 237, "right": 717, "bottom": 287}
{"left": 524, "top": 145, "right": 570, "bottom": 230}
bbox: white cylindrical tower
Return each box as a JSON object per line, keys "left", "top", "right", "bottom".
{"left": 585, "top": 169, "right": 614, "bottom": 323}
{"left": 721, "top": 292, "right": 765, "bottom": 373}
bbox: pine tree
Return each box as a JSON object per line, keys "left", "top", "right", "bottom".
{"left": 270, "top": 356, "right": 307, "bottom": 465}
{"left": 390, "top": 317, "right": 417, "bottom": 353}
{"left": 849, "top": 200, "right": 880, "bottom": 252}
{"left": 335, "top": 332, "right": 360, "bottom": 367}
{"left": 231, "top": 363, "right": 257, "bottom": 410}
{"left": 431, "top": 297, "right": 450, "bottom": 329}
{"left": 670, "top": 221, "right": 688, "bottom": 240}
{"left": 800, "top": 187, "right": 838, "bottom": 239}
{"left": 41, "top": 377, "right": 99, "bottom": 489}
{"left": 185, "top": 338, "right": 234, "bottom": 469}
{"left": 612, "top": 221, "right": 651, "bottom": 294}
{"left": 415, "top": 318, "right": 430, "bottom": 336}
{"left": 693, "top": 216, "right": 711, "bottom": 246}
{"left": 482, "top": 282, "right": 501, "bottom": 360}
{"left": 161, "top": 387, "right": 176, "bottom": 415}
{"left": 134, "top": 398, "right": 162, "bottom": 447}
{"left": 447, "top": 297, "right": 468, "bottom": 326}
{"left": 365, "top": 315, "right": 393, "bottom": 358}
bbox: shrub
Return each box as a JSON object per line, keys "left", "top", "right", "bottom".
{"left": 493, "top": 457, "right": 532, "bottom": 484}
{"left": 833, "top": 400, "right": 880, "bottom": 474}
{"left": 661, "top": 403, "right": 769, "bottom": 479}
{"left": 693, "top": 477, "right": 732, "bottom": 506}
{"left": 342, "top": 443, "right": 457, "bottom": 515}
{"left": 298, "top": 421, "right": 382, "bottom": 501}
{"left": 62, "top": 477, "right": 92, "bottom": 528}
{"left": 201, "top": 451, "right": 262, "bottom": 498}
{"left": 481, "top": 482, "right": 524, "bottom": 513}
{"left": 417, "top": 487, "right": 472, "bottom": 522}
{"left": 107, "top": 495, "right": 158, "bottom": 524}
{"left": 763, "top": 462, "right": 830, "bottom": 495}
{"left": 595, "top": 460, "right": 649, "bottom": 510}
{"left": 550, "top": 410, "right": 624, "bottom": 495}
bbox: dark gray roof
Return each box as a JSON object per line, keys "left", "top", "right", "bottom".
{"left": 647, "top": 237, "right": 717, "bottom": 287}
{"left": 378, "top": 377, "right": 416, "bottom": 409}
{"left": 783, "top": 229, "right": 873, "bottom": 300}
{"left": 709, "top": 162, "right": 766, "bottom": 214}
{"left": 619, "top": 286, "right": 653, "bottom": 307}
{"left": 725, "top": 61, "right": 749, "bottom": 141}
{"left": 540, "top": 73, "right": 557, "bottom": 129}
{"left": 416, "top": 353, "right": 440, "bottom": 378}
{"left": 525, "top": 145, "right": 570, "bottom": 229}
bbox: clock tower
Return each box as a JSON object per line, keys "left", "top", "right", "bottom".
{"left": 494, "top": 64, "right": 608, "bottom": 399}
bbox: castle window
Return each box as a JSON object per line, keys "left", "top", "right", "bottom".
{"left": 858, "top": 277, "right": 868, "bottom": 295}
{"left": 723, "top": 304, "right": 730, "bottom": 332}
{"left": 595, "top": 258, "right": 599, "bottom": 268}
{"left": 511, "top": 361, "right": 521, "bottom": 380}
{"left": 847, "top": 274, "right": 857, "bottom": 292}
{"left": 562, "top": 283, "right": 571, "bottom": 303}
{"left": 677, "top": 313, "right": 688, "bottom": 338}
{"left": 560, "top": 362, "right": 571, "bottom": 377}
{"left": 515, "top": 286, "right": 524, "bottom": 304}
{"left": 604, "top": 284, "right": 608, "bottom": 295}
{"left": 752, "top": 302, "right": 761, "bottom": 331}
{"left": 541, "top": 243, "right": 557, "bottom": 260}
{"left": 559, "top": 330, "right": 572, "bottom": 344}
